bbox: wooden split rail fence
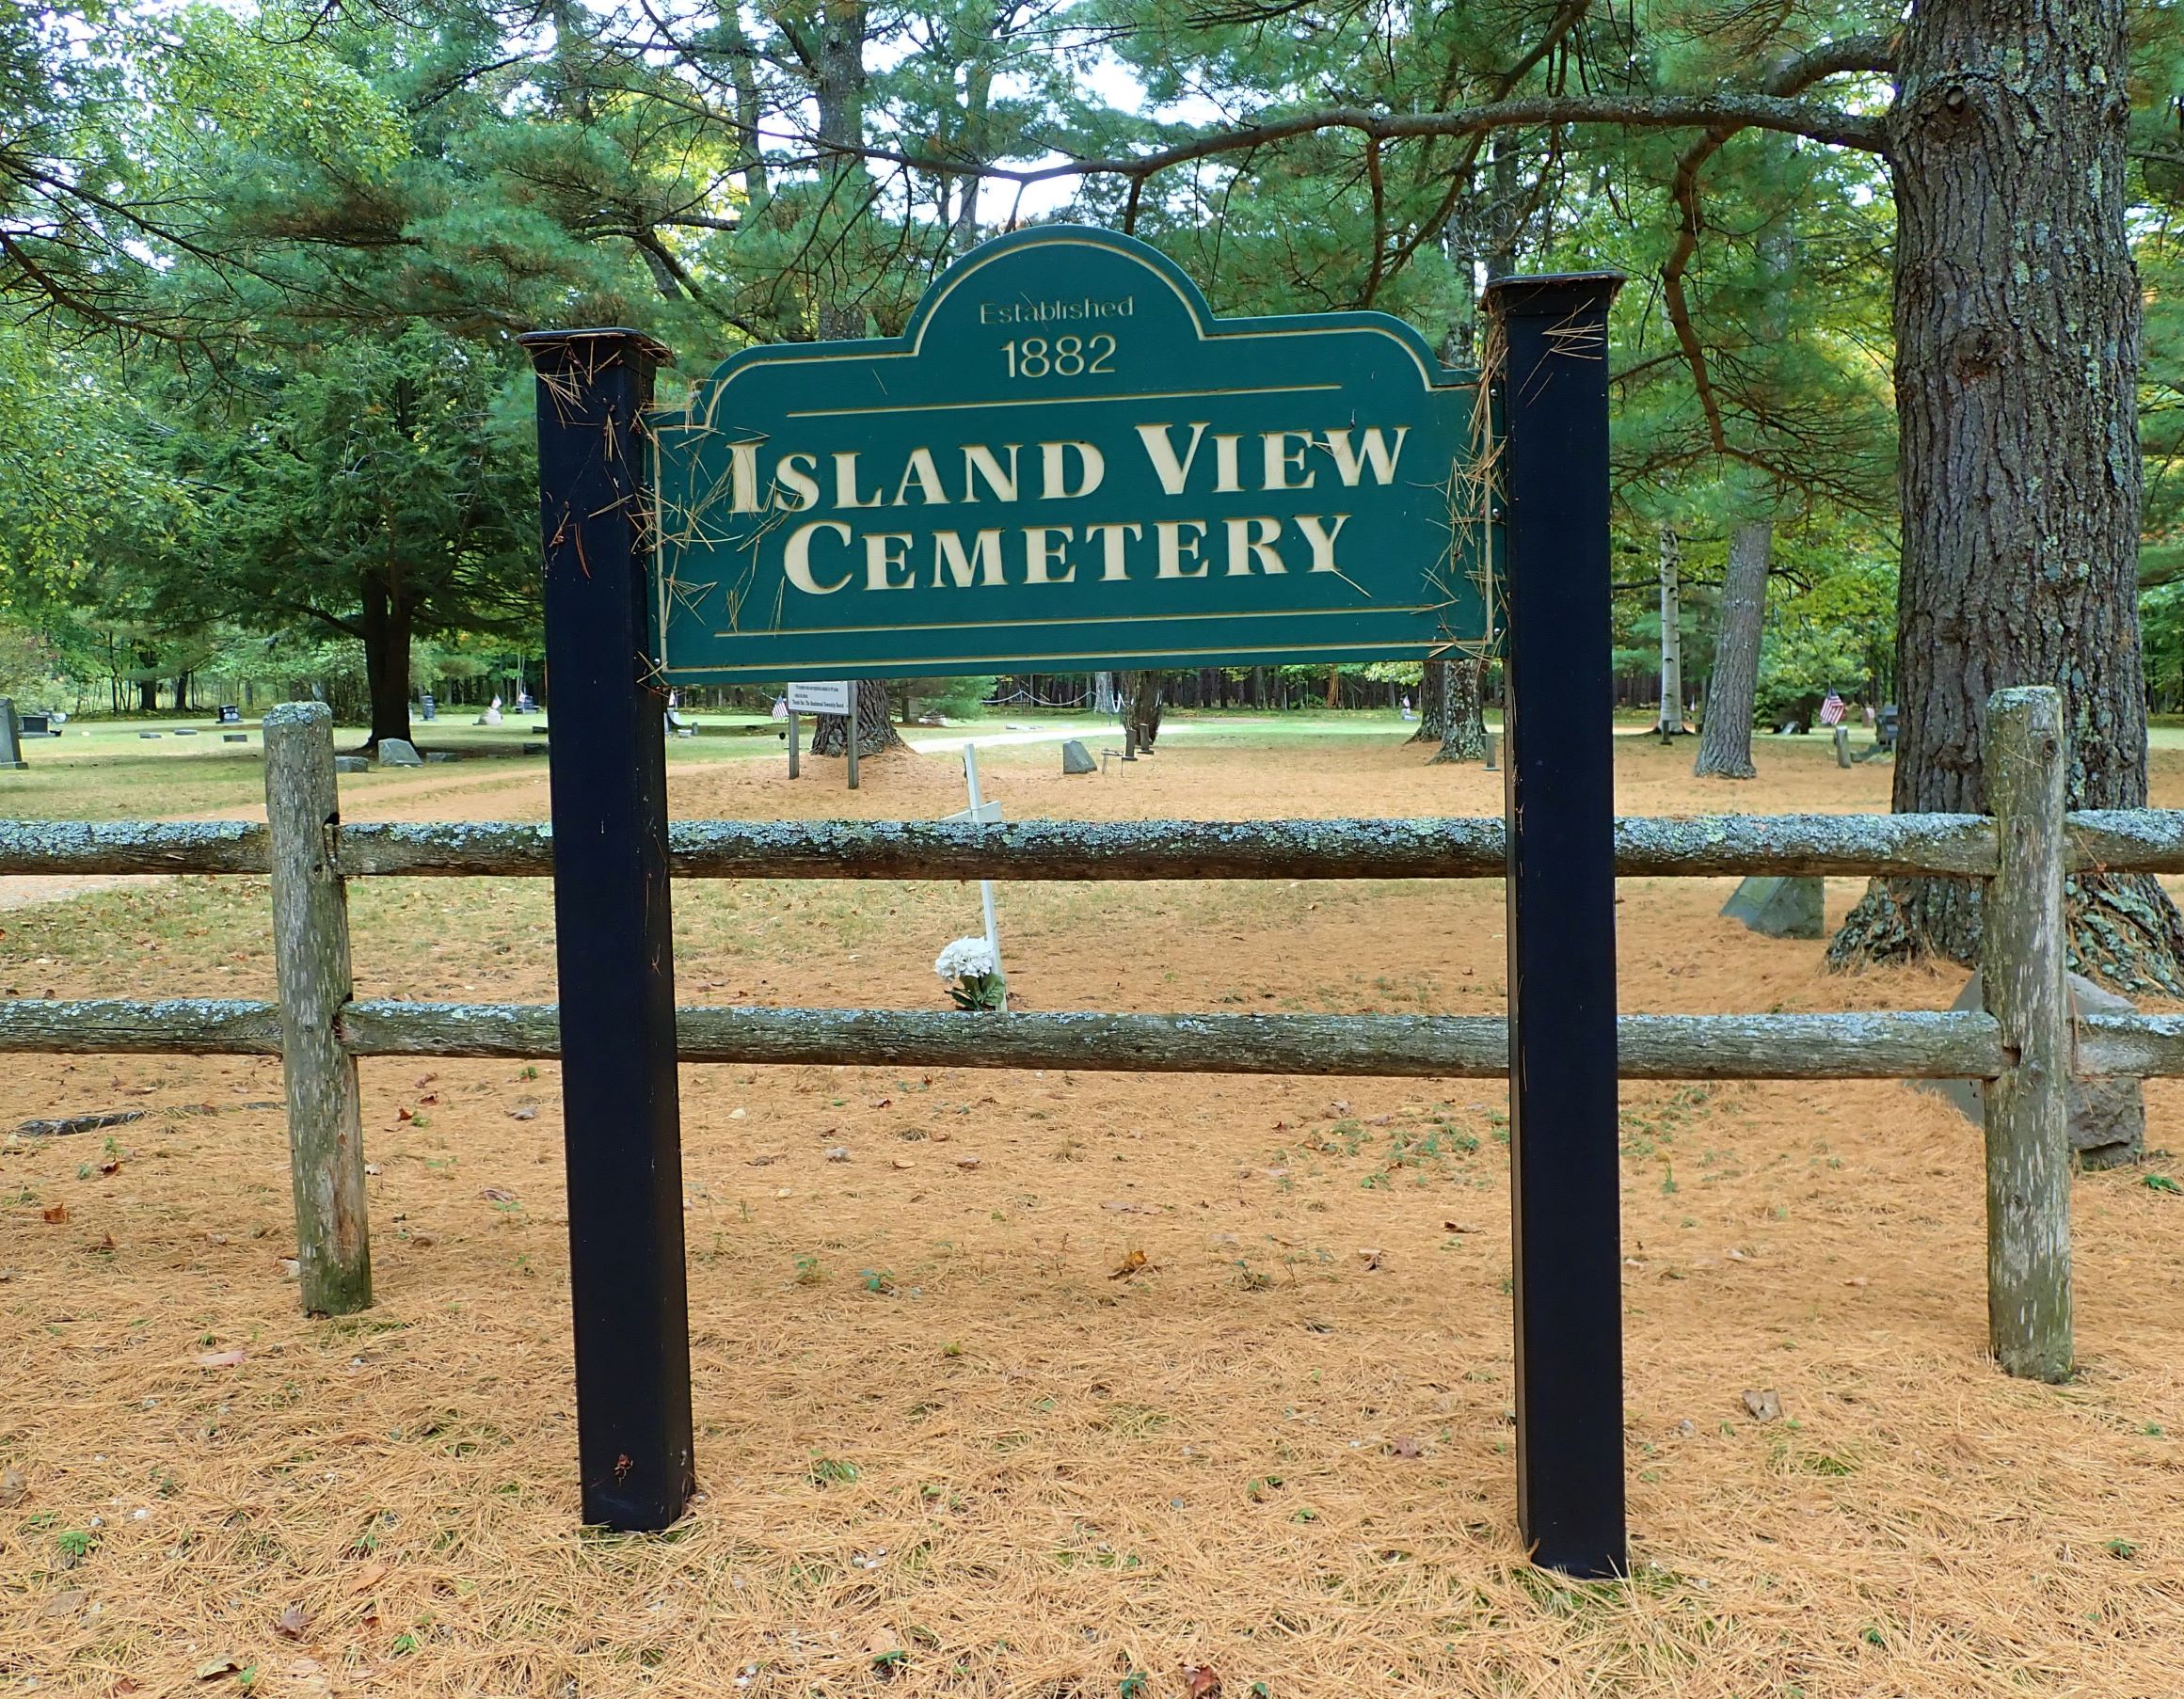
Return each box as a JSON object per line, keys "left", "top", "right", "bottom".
{"left": 2, "top": 687, "right": 2178, "bottom": 1378}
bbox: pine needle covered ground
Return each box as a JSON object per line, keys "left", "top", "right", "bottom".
{"left": 3, "top": 722, "right": 2180, "bottom": 1697}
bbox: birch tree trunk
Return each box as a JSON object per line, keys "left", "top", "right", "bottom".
{"left": 1695, "top": 520, "right": 1770, "bottom": 779}
{"left": 1832, "top": 0, "right": 2184, "bottom": 989}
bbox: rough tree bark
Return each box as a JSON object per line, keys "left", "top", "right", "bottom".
{"left": 1121, "top": 670, "right": 1165, "bottom": 747}
{"left": 807, "top": 679, "right": 904, "bottom": 757}
{"left": 1695, "top": 519, "right": 1771, "bottom": 779}
{"left": 1830, "top": 0, "right": 2184, "bottom": 989}
{"left": 357, "top": 576, "right": 414, "bottom": 753}
{"left": 1408, "top": 659, "right": 1448, "bottom": 742}
{"left": 1432, "top": 657, "right": 1490, "bottom": 762}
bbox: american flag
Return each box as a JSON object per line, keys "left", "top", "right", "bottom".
{"left": 1818, "top": 691, "right": 1847, "bottom": 727}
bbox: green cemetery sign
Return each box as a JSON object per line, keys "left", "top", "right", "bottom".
{"left": 650, "top": 227, "right": 1491, "bottom": 683}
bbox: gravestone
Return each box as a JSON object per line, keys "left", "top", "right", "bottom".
{"left": 21, "top": 713, "right": 51, "bottom": 736}
{"left": 424, "top": 751, "right": 454, "bottom": 763}
{"left": 420, "top": 693, "right": 437, "bottom": 722}
{"left": 219, "top": 705, "right": 242, "bottom": 724}
{"left": 1833, "top": 726, "right": 1852, "bottom": 768}
{"left": 223, "top": 733, "right": 249, "bottom": 743}
{"left": 334, "top": 754, "right": 370, "bottom": 773}
{"left": 377, "top": 738, "right": 424, "bottom": 768}
{"left": 1060, "top": 739, "right": 1097, "bottom": 775}
{"left": 138, "top": 731, "right": 162, "bottom": 739}
{"left": 1720, "top": 875, "right": 1825, "bottom": 939}
{"left": 174, "top": 728, "right": 198, "bottom": 737}
{"left": 1918, "top": 971, "right": 2144, "bottom": 1168}
{"left": 0, "top": 699, "right": 24, "bottom": 770}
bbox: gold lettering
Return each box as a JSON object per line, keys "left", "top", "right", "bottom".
{"left": 1040, "top": 440, "right": 1106, "bottom": 500}
{"left": 1135, "top": 422, "right": 1209, "bottom": 496}
{"left": 893, "top": 447, "right": 950, "bottom": 506}
{"left": 784, "top": 519, "right": 853, "bottom": 593}
{"left": 1156, "top": 520, "right": 1208, "bottom": 579}
{"left": 1024, "top": 526, "right": 1076, "bottom": 584}
{"left": 933, "top": 530, "right": 1007, "bottom": 588}
{"left": 962, "top": 443, "right": 1021, "bottom": 502}
{"left": 1263, "top": 431, "right": 1315, "bottom": 491}
{"left": 728, "top": 441, "right": 761, "bottom": 514}
{"left": 1319, "top": 427, "right": 1409, "bottom": 485}
{"left": 1295, "top": 514, "right": 1351, "bottom": 573}
{"left": 1214, "top": 435, "right": 1242, "bottom": 493}
{"left": 1085, "top": 521, "right": 1142, "bottom": 580}
{"left": 833, "top": 452, "right": 884, "bottom": 509}
{"left": 864, "top": 532, "right": 916, "bottom": 591}
{"left": 773, "top": 453, "right": 821, "bottom": 511}
{"left": 1223, "top": 516, "right": 1286, "bottom": 575}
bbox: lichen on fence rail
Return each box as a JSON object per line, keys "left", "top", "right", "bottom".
{"left": 0, "top": 996, "right": 2025, "bottom": 1079}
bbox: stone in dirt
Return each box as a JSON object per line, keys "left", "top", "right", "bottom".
{"left": 1060, "top": 738, "right": 1097, "bottom": 774}
{"left": 1719, "top": 875, "right": 1825, "bottom": 940}
{"left": 1917, "top": 970, "right": 2144, "bottom": 1169}
{"left": 334, "top": 755, "right": 370, "bottom": 773}
{"left": 376, "top": 738, "right": 424, "bottom": 768}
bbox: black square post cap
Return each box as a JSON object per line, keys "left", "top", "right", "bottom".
{"left": 518, "top": 326, "right": 675, "bottom": 368}
{"left": 1482, "top": 271, "right": 1626, "bottom": 318}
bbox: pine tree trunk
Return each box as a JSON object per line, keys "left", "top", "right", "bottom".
{"left": 1431, "top": 657, "right": 1490, "bottom": 762}
{"left": 1408, "top": 660, "right": 1447, "bottom": 743}
{"left": 358, "top": 576, "right": 414, "bottom": 753}
{"left": 1831, "top": 0, "right": 2184, "bottom": 989}
{"left": 808, "top": 679, "right": 903, "bottom": 756}
{"left": 1121, "top": 670, "right": 1164, "bottom": 747}
{"left": 1695, "top": 520, "right": 1769, "bottom": 780}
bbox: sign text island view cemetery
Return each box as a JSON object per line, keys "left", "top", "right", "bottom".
{"left": 524, "top": 227, "right": 1629, "bottom": 1576}
{"left": 649, "top": 226, "right": 1487, "bottom": 681}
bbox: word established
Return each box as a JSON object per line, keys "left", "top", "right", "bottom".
{"left": 650, "top": 227, "right": 1489, "bottom": 681}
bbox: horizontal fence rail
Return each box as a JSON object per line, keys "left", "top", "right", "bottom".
{"left": 10, "top": 809, "right": 2184, "bottom": 882}
{"left": 2, "top": 995, "right": 2177, "bottom": 1081}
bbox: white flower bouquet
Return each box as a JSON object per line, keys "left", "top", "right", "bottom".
{"left": 934, "top": 935, "right": 1006, "bottom": 1011}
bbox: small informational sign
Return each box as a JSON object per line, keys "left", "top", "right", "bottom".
{"left": 784, "top": 680, "right": 853, "bottom": 716}
{"left": 651, "top": 226, "right": 1488, "bottom": 683}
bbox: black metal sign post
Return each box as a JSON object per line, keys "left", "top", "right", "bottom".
{"left": 1485, "top": 273, "right": 1628, "bottom": 1578}
{"left": 519, "top": 327, "right": 696, "bottom": 1532}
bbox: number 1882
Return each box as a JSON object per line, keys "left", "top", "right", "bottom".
{"left": 1001, "top": 334, "right": 1116, "bottom": 378}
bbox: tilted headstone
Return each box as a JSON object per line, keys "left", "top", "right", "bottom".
{"left": 377, "top": 738, "right": 424, "bottom": 768}
{"left": 1917, "top": 970, "right": 2144, "bottom": 1169}
{"left": 1060, "top": 738, "right": 1097, "bottom": 775}
{"left": 1719, "top": 875, "right": 1825, "bottom": 940}
{"left": 334, "top": 754, "right": 370, "bottom": 773}
{"left": 0, "top": 699, "right": 24, "bottom": 770}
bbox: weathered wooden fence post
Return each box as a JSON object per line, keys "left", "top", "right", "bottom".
{"left": 262, "top": 701, "right": 372, "bottom": 1315}
{"left": 1982, "top": 684, "right": 2071, "bottom": 1380}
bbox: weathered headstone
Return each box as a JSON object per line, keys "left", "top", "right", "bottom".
{"left": 223, "top": 733, "right": 249, "bottom": 743}
{"left": 377, "top": 738, "right": 424, "bottom": 768}
{"left": 424, "top": 751, "right": 454, "bottom": 763}
{"left": 1060, "top": 738, "right": 1096, "bottom": 775}
{"left": 1719, "top": 875, "right": 1825, "bottom": 939}
{"left": 0, "top": 699, "right": 24, "bottom": 770}
{"left": 1918, "top": 970, "right": 2144, "bottom": 1168}
{"left": 334, "top": 754, "right": 370, "bottom": 773}
{"left": 1833, "top": 726, "right": 1852, "bottom": 768}
{"left": 174, "top": 728, "right": 198, "bottom": 737}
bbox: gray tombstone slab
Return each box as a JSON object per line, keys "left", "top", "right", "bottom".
{"left": 0, "top": 699, "right": 24, "bottom": 770}
{"left": 223, "top": 733, "right": 249, "bottom": 743}
{"left": 1917, "top": 969, "right": 2145, "bottom": 1169}
{"left": 1060, "top": 738, "right": 1097, "bottom": 774}
{"left": 334, "top": 754, "right": 371, "bottom": 773}
{"left": 1719, "top": 875, "right": 1825, "bottom": 940}
{"left": 377, "top": 738, "right": 424, "bottom": 768}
